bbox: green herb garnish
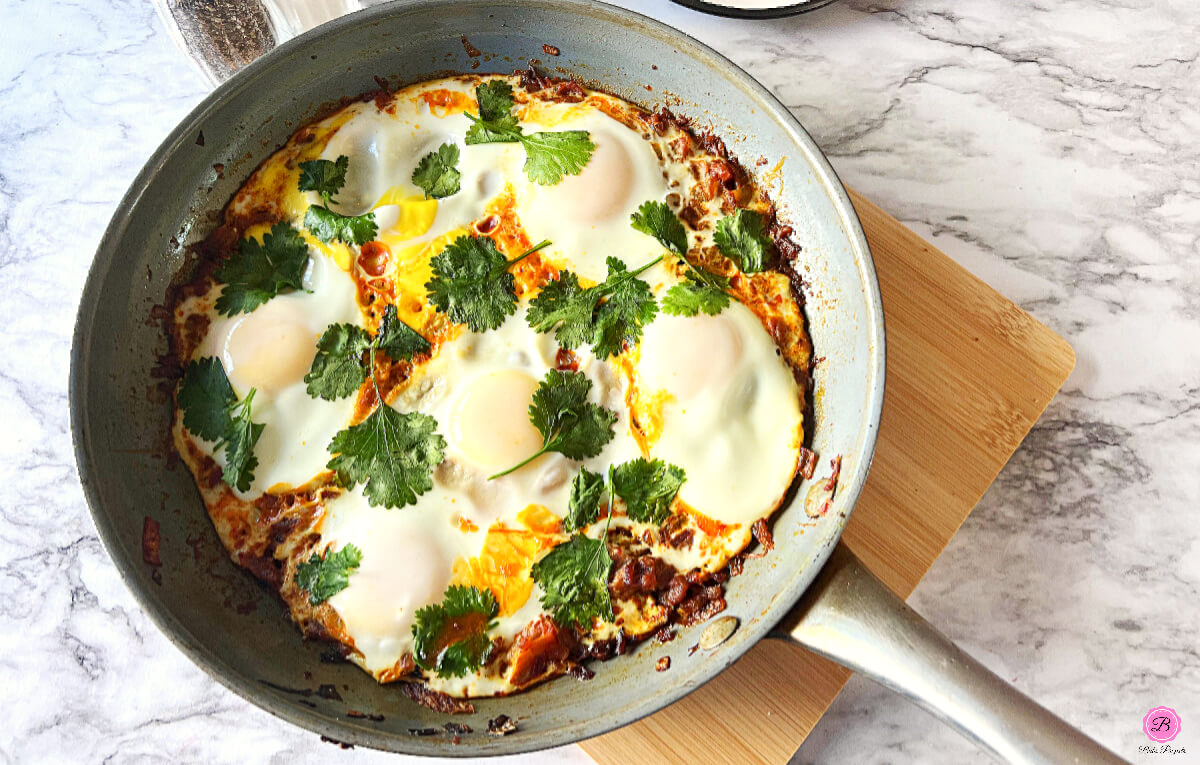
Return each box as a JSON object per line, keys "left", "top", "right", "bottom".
{"left": 526, "top": 256, "right": 662, "bottom": 359}
{"left": 425, "top": 235, "right": 550, "bottom": 332}
{"left": 295, "top": 544, "right": 362, "bottom": 605}
{"left": 326, "top": 404, "right": 445, "bottom": 510}
{"left": 563, "top": 467, "right": 605, "bottom": 532}
{"left": 178, "top": 357, "right": 264, "bottom": 492}
{"left": 463, "top": 80, "right": 595, "bottom": 185}
{"left": 489, "top": 370, "right": 616, "bottom": 479}
{"left": 411, "top": 143, "right": 462, "bottom": 199}
{"left": 531, "top": 533, "right": 614, "bottom": 629}
{"left": 304, "top": 305, "right": 430, "bottom": 401}
{"left": 213, "top": 222, "right": 310, "bottom": 316}
{"left": 611, "top": 457, "right": 686, "bottom": 526}
{"left": 298, "top": 154, "right": 378, "bottom": 246}
{"left": 412, "top": 585, "right": 499, "bottom": 678}
{"left": 713, "top": 209, "right": 773, "bottom": 273}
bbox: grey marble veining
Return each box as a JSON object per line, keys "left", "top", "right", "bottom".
{"left": 1, "top": 0, "right": 1196, "bottom": 762}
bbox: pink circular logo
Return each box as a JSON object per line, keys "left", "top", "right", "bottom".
{"left": 1143, "top": 707, "right": 1181, "bottom": 743}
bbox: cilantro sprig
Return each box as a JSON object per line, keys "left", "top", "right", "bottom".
{"left": 526, "top": 256, "right": 662, "bottom": 359}
{"left": 611, "top": 457, "right": 686, "bottom": 526}
{"left": 305, "top": 305, "right": 430, "bottom": 401}
{"left": 714, "top": 209, "right": 773, "bottom": 273}
{"left": 213, "top": 222, "right": 310, "bottom": 316}
{"left": 489, "top": 369, "right": 617, "bottom": 479}
{"left": 631, "top": 200, "right": 733, "bottom": 317}
{"left": 412, "top": 143, "right": 462, "bottom": 199}
{"left": 531, "top": 533, "right": 613, "bottom": 630}
{"left": 299, "top": 154, "right": 378, "bottom": 246}
{"left": 295, "top": 544, "right": 362, "bottom": 605}
{"left": 425, "top": 235, "right": 550, "bottom": 332}
{"left": 321, "top": 308, "right": 445, "bottom": 509}
{"left": 412, "top": 585, "right": 499, "bottom": 678}
{"left": 464, "top": 80, "right": 595, "bottom": 185}
{"left": 178, "top": 357, "right": 264, "bottom": 492}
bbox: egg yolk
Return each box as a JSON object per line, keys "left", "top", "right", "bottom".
{"left": 450, "top": 370, "right": 543, "bottom": 470}
{"left": 550, "top": 130, "right": 634, "bottom": 223}
{"left": 645, "top": 313, "right": 745, "bottom": 402}
{"left": 220, "top": 306, "right": 316, "bottom": 395}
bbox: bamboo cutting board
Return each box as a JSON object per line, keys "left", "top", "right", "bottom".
{"left": 579, "top": 190, "right": 1076, "bottom": 764}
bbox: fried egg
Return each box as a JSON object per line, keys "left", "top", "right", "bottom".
{"left": 630, "top": 302, "right": 803, "bottom": 526}
{"left": 185, "top": 237, "right": 364, "bottom": 496}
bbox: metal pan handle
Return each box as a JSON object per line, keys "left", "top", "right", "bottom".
{"left": 771, "top": 544, "right": 1127, "bottom": 764}
{"left": 153, "top": 0, "right": 362, "bottom": 85}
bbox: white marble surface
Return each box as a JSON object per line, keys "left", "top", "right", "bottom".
{"left": 2, "top": 0, "right": 1197, "bottom": 762}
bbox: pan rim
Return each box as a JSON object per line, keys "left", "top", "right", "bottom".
{"left": 70, "top": 0, "right": 885, "bottom": 755}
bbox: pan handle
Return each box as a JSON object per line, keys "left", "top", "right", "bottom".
{"left": 152, "top": 0, "right": 363, "bottom": 85}
{"left": 770, "top": 544, "right": 1127, "bottom": 764}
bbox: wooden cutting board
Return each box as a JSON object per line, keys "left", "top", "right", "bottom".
{"left": 579, "top": 190, "right": 1076, "bottom": 764}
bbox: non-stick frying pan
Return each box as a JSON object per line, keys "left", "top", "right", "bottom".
{"left": 71, "top": 1, "right": 1122, "bottom": 761}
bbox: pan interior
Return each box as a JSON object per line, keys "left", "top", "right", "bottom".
{"left": 71, "top": 0, "right": 883, "bottom": 755}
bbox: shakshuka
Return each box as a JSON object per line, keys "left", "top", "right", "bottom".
{"left": 168, "top": 71, "right": 814, "bottom": 702}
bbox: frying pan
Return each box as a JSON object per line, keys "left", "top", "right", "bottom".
{"left": 72, "top": 1, "right": 1123, "bottom": 761}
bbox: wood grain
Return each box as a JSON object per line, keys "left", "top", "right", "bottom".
{"left": 579, "top": 190, "right": 1075, "bottom": 764}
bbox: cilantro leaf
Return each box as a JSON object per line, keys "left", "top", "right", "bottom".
{"left": 631, "top": 200, "right": 688, "bottom": 257}
{"left": 213, "top": 222, "right": 310, "bottom": 316}
{"left": 304, "top": 323, "right": 371, "bottom": 401}
{"left": 525, "top": 270, "right": 595, "bottom": 350}
{"left": 611, "top": 457, "right": 686, "bottom": 525}
{"left": 662, "top": 268, "right": 732, "bottom": 317}
{"left": 563, "top": 467, "right": 605, "bottom": 533}
{"left": 412, "top": 585, "right": 499, "bottom": 678}
{"left": 304, "top": 204, "right": 378, "bottom": 246}
{"left": 463, "top": 80, "right": 594, "bottom": 184}
{"left": 326, "top": 406, "right": 446, "bottom": 509}
{"left": 465, "top": 81, "right": 522, "bottom": 145}
{"left": 223, "top": 390, "right": 264, "bottom": 492}
{"left": 477, "top": 80, "right": 516, "bottom": 122}
{"left": 520, "top": 130, "right": 596, "bottom": 185}
{"left": 526, "top": 256, "right": 662, "bottom": 359}
{"left": 295, "top": 543, "right": 362, "bottom": 605}
{"left": 714, "top": 209, "right": 773, "bottom": 273}
{"left": 490, "top": 369, "right": 616, "bottom": 479}
{"left": 411, "top": 143, "right": 462, "bottom": 199}
{"left": 297, "top": 155, "right": 349, "bottom": 206}
{"left": 178, "top": 357, "right": 263, "bottom": 491}
{"left": 375, "top": 304, "right": 431, "bottom": 361}
{"left": 305, "top": 306, "right": 429, "bottom": 401}
{"left": 425, "top": 236, "right": 547, "bottom": 332}
{"left": 178, "top": 357, "right": 236, "bottom": 441}
{"left": 591, "top": 257, "right": 659, "bottom": 359}
{"left": 531, "top": 534, "right": 613, "bottom": 629}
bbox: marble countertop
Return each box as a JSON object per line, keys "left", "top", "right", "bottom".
{"left": 3, "top": 0, "right": 1197, "bottom": 762}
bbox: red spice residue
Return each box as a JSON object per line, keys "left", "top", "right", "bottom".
{"left": 142, "top": 517, "right": 162, "bottom": 566}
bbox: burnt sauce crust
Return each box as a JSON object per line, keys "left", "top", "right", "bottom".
{"left": 167, "top": 66, "right": 813, "bottom": 705}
